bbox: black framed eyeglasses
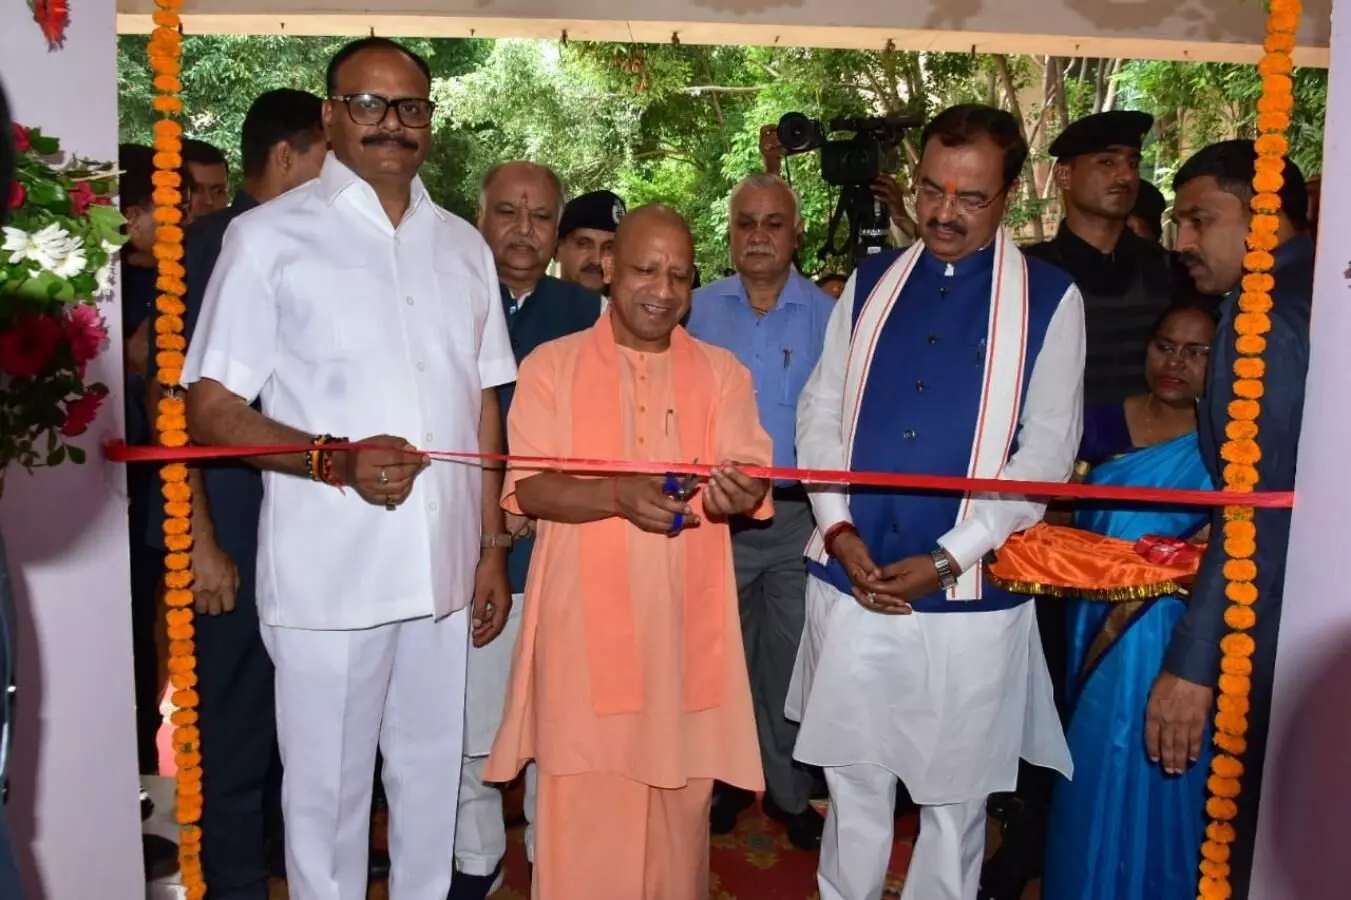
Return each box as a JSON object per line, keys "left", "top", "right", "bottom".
{"left": 330, "top": 93, "right": 436, "bottom": 129}
{"left": 914, "top": 182, "right": 1008, "bottom": 214}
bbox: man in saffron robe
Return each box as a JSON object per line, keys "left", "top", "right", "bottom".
{"left": 484, "top": 204, "right": 772, "bottom": 899}
{"left": 788, "top": 104, "right": 1085, "bottom": 900}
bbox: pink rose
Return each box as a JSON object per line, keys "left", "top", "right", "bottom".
{"left": 61, "top": 385, "right": 108, "bottom": 437}
{"left": 62, "top": 304, "right": 108, "bottom": 366}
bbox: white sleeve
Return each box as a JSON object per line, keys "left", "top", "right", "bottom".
{"left": 795, "top": 271, "right": 859, "bottom": 534}
{"left": 937, "top": 284, "right": 1086, "bottom": 572}
{"left": 182, "top": 220, "right": 277, "bottom": 403}
{"left": 476, "top": 240, "right": 518, "bottom": 390}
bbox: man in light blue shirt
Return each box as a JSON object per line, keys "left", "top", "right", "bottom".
{"left": 686, "top": 172, "right": 834, "bottom": 850}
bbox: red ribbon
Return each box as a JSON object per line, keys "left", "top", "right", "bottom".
{"left": 101, "top": 440, "right": 1294, "bottom": 509}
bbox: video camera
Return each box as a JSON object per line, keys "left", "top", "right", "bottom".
{"left": 776, "top": 111, "right": 924, "bottom": 261}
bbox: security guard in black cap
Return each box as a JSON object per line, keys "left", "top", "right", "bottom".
{"left": 1024, "top": 110, "right": 1179, "bottom": 406}
{"left": 555, "top": 189, "right": 626, "bottom": 294}
{"left": 982, "top": 110, "right": 1186, "bottom": 900}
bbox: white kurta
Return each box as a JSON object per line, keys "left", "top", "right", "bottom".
{"left": 786, "top": 244, "right": 1084, "bottom": 803}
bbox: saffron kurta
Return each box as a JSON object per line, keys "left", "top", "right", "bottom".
{"left": 484, "top": 321, "right": 772, "bottom": 793}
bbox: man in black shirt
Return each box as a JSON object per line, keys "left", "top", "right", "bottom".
{"left": 1129, "top": 179, "right": 1167, "bottom": 244}
{"left": 1024, "top": 110, "right": 1178, "bottom": 406}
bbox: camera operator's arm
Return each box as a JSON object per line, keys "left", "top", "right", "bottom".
{"left": 873, "top": 173, "right": 918, "bottom": 246}
{"left": 760, "top": 125, "right": 784, "bottom": 176}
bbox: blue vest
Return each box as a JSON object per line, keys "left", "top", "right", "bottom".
{"left": 499, "top": 275, "right": 604, "bottom": 592}
{"left": 806, "top": 244, "right": 1071, "bottom": 613}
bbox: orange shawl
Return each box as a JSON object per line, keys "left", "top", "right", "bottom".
{"left": 573, "top": 315, "right": 728, "bottom": 716}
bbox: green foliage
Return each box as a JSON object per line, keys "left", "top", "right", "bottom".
{"left": 115, "top": 36, "right": 1327, "bottom": 272}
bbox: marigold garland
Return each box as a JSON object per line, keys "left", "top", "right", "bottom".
{"left": 147, "top": 2, "right": 205, "bottom": 897}
{"left": 1196, "top": 2, "right": 1300, "bottom": 898}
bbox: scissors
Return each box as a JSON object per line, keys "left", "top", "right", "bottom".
{"left": 662, "top": 470, "right": 700, "bottom": 536}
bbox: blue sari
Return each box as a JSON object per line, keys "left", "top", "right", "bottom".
{"left": 1042, "top": 429, "right": 1214, "bottom": 900}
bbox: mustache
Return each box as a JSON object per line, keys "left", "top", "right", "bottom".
{"left": 361, "top": 133, "right": 417, "bottom": 150}
{"left": 580, "top": 262, "right": 605, "bottom": 275}
{"left": 1178, "top": 250, "right": 1205, "bottom": 268}
{"left": 925, "top": 217, "right": 968, "bottom": 236}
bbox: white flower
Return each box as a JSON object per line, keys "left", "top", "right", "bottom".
{"left": 51, "top": 247, "right": 87, "bottom": 279}
{"left": 2, "top": 225, "right": 57, "bottom": 270}
{"left": 93, "top": 241, "right": 119, "bottom": 297}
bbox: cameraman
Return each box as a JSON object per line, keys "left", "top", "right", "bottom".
{"left": 759, "top": 124, "right": 917, "bottom": 247}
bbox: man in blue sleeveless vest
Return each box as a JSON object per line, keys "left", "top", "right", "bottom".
{"left": 686, "top": 172, "right": 834, "bottom": 850}
{"left": 451, "top": 160, "right": 603, "bottom": 899}
{"left": 788, "top": 104, "right": 1086, "bottom": 900}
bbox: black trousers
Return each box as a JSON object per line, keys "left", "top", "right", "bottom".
{"left": 196, "top": 539, "right": 281, "bottom": 900}
{"left": 130, "top": 534, "right": 164, "bottom": 777}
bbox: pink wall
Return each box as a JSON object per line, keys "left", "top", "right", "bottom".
{"left": 0, "top": 1, "right": 145, "bottom": 897}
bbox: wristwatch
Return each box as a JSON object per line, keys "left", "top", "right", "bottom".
{"left": 930, "top": 548, "right": 958, "bottom": 590}
{"left": 481, "top": 533, "right": 513, "bottom": 550}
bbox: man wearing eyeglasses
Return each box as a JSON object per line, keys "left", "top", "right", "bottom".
{"left": 789, "top": 104, "right": 1084, "bottom": 900}
{"left": 182, "top": 37, "right": 516, "bottom": 900}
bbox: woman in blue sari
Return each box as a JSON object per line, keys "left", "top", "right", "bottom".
{"left": 1043, "top": 303, "right": 1219, "bottom": 900}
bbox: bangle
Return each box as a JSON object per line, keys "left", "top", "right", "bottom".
{"left": 306, "top": 434, "right": 332, "bottom": 482}
{"left": 823, "top": 521, "right": 858, "bottom": 557}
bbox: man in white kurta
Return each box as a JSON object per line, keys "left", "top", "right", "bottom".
{"left": 787, "top": 104, "right": 1084, "bottom": 900}
{"left": 183, "top": 38, "right": 517, "bottom": 899}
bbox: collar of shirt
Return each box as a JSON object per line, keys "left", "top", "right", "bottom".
{"left": 316, "top": 151, "right": 444, "bottom": 232}
{"left": 711, "top": 268, "right": 817, "bottom": 313}
{"left": 916, "top": 239, "right": 997, "bottom": 279}
{"left": 1271, "top": 232, "right": 1315, "bottom": 272}
{"left": 231, "top": 190, "right": 260, "bottom": 215}
{"left": 1052, "top": 219, "right": 1140, "bottom": 272}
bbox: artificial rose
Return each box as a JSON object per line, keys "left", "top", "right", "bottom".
{"left": 5, "top": 181, "right": 23, "bottom": 210}
{"left": 0, "top": 313, "right": 63, "bottom": 378}
{"left": 12, "top": 123, "right": 30, "bottom": 152}
{"left": 62, "top": 303, "right": 108, "bottom": 367}
{"left": 60, "top": 384, "right": 108, "bottom": 437}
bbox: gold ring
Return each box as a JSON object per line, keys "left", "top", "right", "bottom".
{"left": 385, "top": 495, "right": 396, "bottom": 511}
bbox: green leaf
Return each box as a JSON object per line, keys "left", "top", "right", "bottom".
{"left": 28, "top": 134, "right": 61, "bottom": 156}
{"left": 67, "top": 445, "right": 87, "bottom": 465}
{"left": 45, "top": 445, "right": 66, "bottom": 467}
{"left": 86, "top": 204, "right": 129, "bottom": 246}
{"left": 25, "top": 180, "right": 67, "bottom": 210}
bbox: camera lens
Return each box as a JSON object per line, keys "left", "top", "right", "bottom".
{"left": 777, "top": 113, "right": 816, "bottom": 153}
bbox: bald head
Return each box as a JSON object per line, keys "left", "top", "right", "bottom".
{"left": 604, "top": 204, "right": 697, "bottom": 351}
{"left": 478, "top": 160, "right": 564, "bottom": 296}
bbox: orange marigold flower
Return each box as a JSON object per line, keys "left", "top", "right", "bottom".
{"left": 154, "top": 225, "right": 185, "bottom": 244}
{"left": 1268, "top": 11, "right": 1300, "bottom": 33}
{"left": 1225, "top": 605, "right": 1257, "bottom": 630}
{"left": 1221, "top": 464, "right": 1257, "bottom": 491}
{"left": 1223, "top": 559, "right": 1257, "bottom": 581}
{"left": 152, "top": 76, "right": 182, "bottom": 94}
{"left": 1226, "top": 581, "right": 1259, "bottom": 606}
{"left": 165, "top": 534, "right": 193, "bottom": 552}
{"left": 166, "top": 608, "right": 191, "bottom": 626}
{"left": 165, "top": 500, "right": 191, "bottom": 519}
{"left": 153, "top": 95, "right": 184, "bottom": 114}
{"left": 1208, "top": 821, "right": 1237, "bottom": 844}
{"left": 1242, "top": 273, "right": 1275, "bottom": 293}
{"left": 1232, "top": 379, "right": 1265, "bottom": 401}
{"left": 151, "top": 171, "right": 181, "bottom": 189}
{"left": 1202, "top": 839, "right": 1232, "bottom": 863}
{"left": 1219, "top": 673, "right": 1252, "bottom": 698}
{"left": 1206, "top": 797, "right": 1239, "bottom": 821}
{"left": 1257, "top": 52, "right": 1294, "bottom": 77}
{"left": 1247, "top": 213, "right": 1280, "bottom": 235}
{"left": 165, "top": 552, "right": 192, "bottom": 571}
{"left": 1214, "top": 731, "right": 1248, "bottom": 756}
{"left": 1235, "top": 334, "right": 1267, "bottom": 355}
{"left": 1217, "top": 690, "right": 1250, "bottom": 713}
{"left": 1234, "top": 313, "right": 1272, "bottom": 337}
{"left": 162, "top": 482, "right": 190, "bottom": 503}
{"left": 1225, "top": 420, "right": 1259, "bottom": 442}
{"left": 166, "top": 570, "right": 193, "bottom": 589}
{"left": 1254, "top": 133, "right": 1290, "bottom": 156}
{"left": 1198, "top": 876, "right": 1232, "bottom": 899}
{"left": 1227, "top": 399, "right": 1260, "bottom": 421}
{"left": 1223, "top": 537, "right": 1257, "bottom": 559}
{"left": 1200, "top": 859, "right": 1231, "bottom": 881}
{"left": 161, "top": 427, "right": 189, "bottom": 447}
{"left": 161, "top": 462, "right": 188, "bottom": 482}
{"left": 1220, "top": 440, "right": 1261, "bottom": 466}
{"left": 1224, "top": 520, "right": 1257, "bottom": 542}
{"left": 170, "top": 709, "right": 198, "bottom": 728}
{"left": 156, "top": 297, "right": 187, "bottom": 316}
{"left": 1256, "top": 111, "right": 1291, "bottom": 134}
{"left": 1254, "top": 156, "right": 1285, "bottom": 176}
{"left": 1222, "top": 629, "right": 1258, "bottom": 656}
{"left": 1241, "top": 249, "right": 1275, "bottom": 271}
{"left": 153, "top": 119, "right": 183, "bottom": 138}
{"left": 1223, "top": 505, "right": 1253, "bottom": 522}
{"left": 1246, "top": 231, "right": 1278, "bottom": 252}
{"left": 173, "top": 688, "right": 201, "bottom": 708}
{"left": 1251, "top": 171, "right": 1284, "bottom": 194}
{"left": 156, "top": 333, "right": 188, "bottom": 351}
{"left": 164, "top": 588, "right": 194, "bottom": 608}
{"left": 152, "top": 187, "right": 182, "bottom": 207}
{"left": 1233, "top": 358, "right": 1265, "bottom": 379}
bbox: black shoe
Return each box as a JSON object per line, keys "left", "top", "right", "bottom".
{"left": 709, "top": 783, "right": 754, "bottom": 835}
{"left": 978, "top": 848, "right": 1031, "bottom": 900}
{"left": 762, "top": 794, "right": 824, "bottom": 852}
{"left": 143, "top": 834, "right": 179, "bottom": 882}
{"left": 446, "top": 862, "right": 503, "bottom": 900}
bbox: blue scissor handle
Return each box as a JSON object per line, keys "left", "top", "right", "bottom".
{"left": 663, "top": 472, "right": 696, "bottom": 535}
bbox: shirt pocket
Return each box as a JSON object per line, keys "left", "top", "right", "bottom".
{"left": 777, "top": 339, "right": 815, "bottom": 407}
{"left": 428, "top": 253, "right": 487, "bottom": 361}
{"left": 278, "top": 257, "right": 380, "bottom": 360}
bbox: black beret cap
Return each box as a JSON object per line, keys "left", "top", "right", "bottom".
{"left": 559, "top": 190, "right": 626, "bottom": 240}
{"left": 1049, "top": 110, "right": 1154, "bottom": 160}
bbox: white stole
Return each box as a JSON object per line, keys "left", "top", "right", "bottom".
{"left": 806, "top": 228, "right": 1031, "bottom": 600}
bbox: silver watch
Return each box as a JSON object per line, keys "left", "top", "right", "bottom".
{"left": 930, "top": 549, "right": 958, "bottom": 590}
